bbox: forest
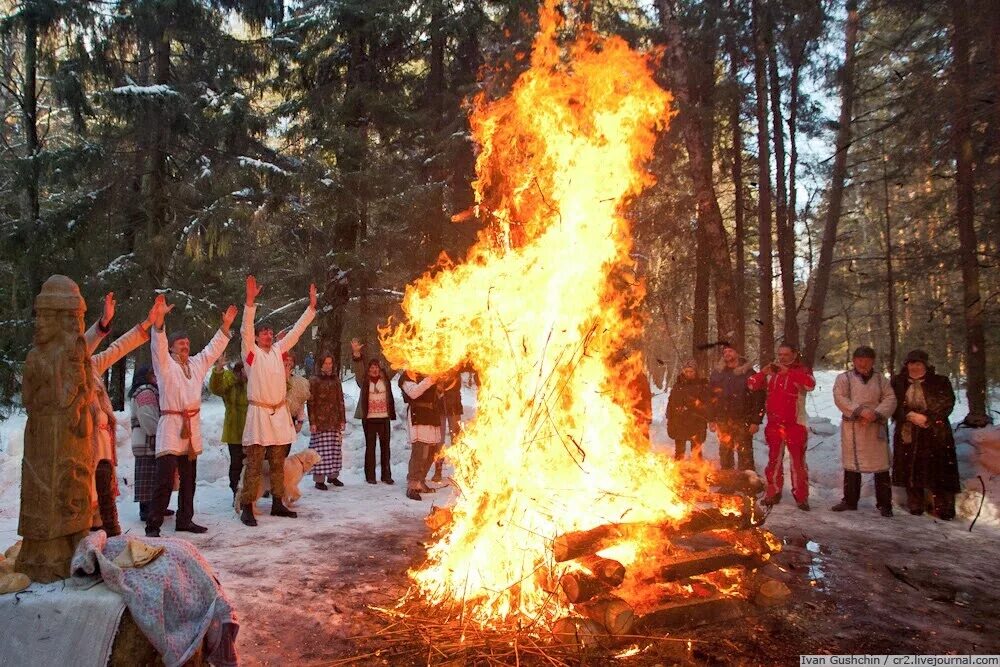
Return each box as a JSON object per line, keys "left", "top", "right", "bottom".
{"left": 0, "top": 0, "right": 996, "bottom": 424}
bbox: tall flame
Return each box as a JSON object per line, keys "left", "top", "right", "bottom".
{"left": 380, "top": 1, "right": 679, "bottom": 626}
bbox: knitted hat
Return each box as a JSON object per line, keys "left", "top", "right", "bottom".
{"left": 852, "top": 345, "right": 876, "bottom": 359}
{"left": 904, "top": 349, "right": 929, "bottom": 365}
{"left": 34, "top": 275, "right": 85, "bottom": 311}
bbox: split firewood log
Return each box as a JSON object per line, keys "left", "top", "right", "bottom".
{"left": 553, "top": 524, "right": 628, "bottom": 563}
{"left": 551, "top": 616, "right": 608, "bottom": 649}
{"left": 560, "top": 555, "right": 627, "bottom": 603}
{"left": 552, "top": 509, "right": 753, "bottom": 563}
{"left": 577, "top": 555, "right": 626, "bottom": 586}
{"left": 560, "top": 571, "right": 610, "bottom": 604}
{"left": 575, "top": 595, "right": 635, "bottom": 635}
{"left": 636, "top": 595, "right": 746, "bottom": 632}
{"left": 656, "top": 547, "right": 765, "bottom": 582}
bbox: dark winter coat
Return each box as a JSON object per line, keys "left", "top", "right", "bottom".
{"left": 308, "top": 373, "right": 347, "bottom": 431}
{"left": 890, "top": 368, "right": 960, "bottom": 492}
{"left": 352, "top": 355, "right": 398, "bottom": 421}
{"left": 441, "top": 380, "right": 463, "bottom": 418}
{"left": 398, "top": 373, "right": 443, "bottom": 426}
{"left": 708, "top": 359, "right": 765, "bottom": 426}
{"left": 667, "top": 375, "right": 709, "bottom": 442}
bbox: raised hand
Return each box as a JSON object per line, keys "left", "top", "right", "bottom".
{"left": 101, "top": 292, "right": 116, "bottom": 328}
{"left": 350, "top": 337, "right": 364, "bottom": 358}
{"left": 152, "top": 294, "right": 175, "bottom": 329}
{"left": 246, "top": 275, "right": 263, "bottom": 306}
{"left": 308, "top": 283, "right": 318, "bottom": 310}
{"left": 221, "top": 304, "right": 238, "bottom": 333}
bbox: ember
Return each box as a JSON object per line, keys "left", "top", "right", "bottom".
{"left": 380, "top": 0, "right": 777, "bottom": 636}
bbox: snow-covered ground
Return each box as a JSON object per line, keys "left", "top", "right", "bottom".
{"left": 1, "top": 370, "right": 998, "bottom": 663}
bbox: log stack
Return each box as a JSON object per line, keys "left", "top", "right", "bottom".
{"left": 550, "top": 492, "right": 778, "bottom": 648}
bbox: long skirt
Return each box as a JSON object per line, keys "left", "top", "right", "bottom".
{"left": 133, "top": 454, "right": 157, "bottom": 503}
{"left": 309, "top": 429, "right": 343, "bottom": 477}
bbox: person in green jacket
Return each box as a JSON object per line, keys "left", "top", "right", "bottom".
{"left": 210, "top": 357, "right": 249, "bottom": 496}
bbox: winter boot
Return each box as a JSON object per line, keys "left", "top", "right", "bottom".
{"left": 406, "top": 488, "right": 422, "bottom": 501}
{"left": 315, "top": 482, "right": 329, "bottom": 490}
{"left": 797, "top": 502, "right": 811, "bottom": 512}
{"left": 176, "top": 521, "right": 208, "bottom": 534}
{"left": 906, "top": 487, "right": 925, "bottom": 515}
{"left": 329, "top": 477, "right": 344, "bottom": 487}
{"left": 240, "top": 504, "right": 258, "bottom": 527}
{"left": 832, "top": 471, "right": 860, "bottom": 511}
{"left": 431, "top": 460, "right": 443, "bottom": 483}
{"left": 932, "top": 491, "right": 955, "bottom": 520}
{"left": 271, "top": 496, "right": 298, "bottom": 518}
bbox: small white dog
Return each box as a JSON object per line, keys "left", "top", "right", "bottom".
{"left": 234, "top": 448, "right": 322, "bottom": 515}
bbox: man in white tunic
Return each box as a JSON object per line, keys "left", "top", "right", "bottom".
{"left": 831, "top": 346, "right": 898, "bottom": 516}
{"left": 146, "top": 295, "right": 237, "bottom": 537}
{"left": 239, "top": 275, "right": 316, "bottom": 526}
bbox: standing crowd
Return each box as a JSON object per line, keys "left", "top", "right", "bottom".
{"left": 666, "top": 343, "right": 961, "bottom": 519}
{"left": 108, "top": 277, "right": 467, "bottom": 539}
{"left": 83, "top": 278, "right": 960, "bottom": 540}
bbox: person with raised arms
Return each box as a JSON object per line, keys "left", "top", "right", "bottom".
{"left": 238, "top": 276, "right": 317, "bottom": 527}
{"left": 145, "top": 294, "right": 237, "bottom": 537}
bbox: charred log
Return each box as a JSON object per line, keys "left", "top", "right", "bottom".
{"left": 636, "top": 595, "right": 746, "bottom": 632}
{"left": 657, "top": 547, "right": 764, "bottom": 582}
{"left": 553, "top": 509, "right": 754, "bottom": 563}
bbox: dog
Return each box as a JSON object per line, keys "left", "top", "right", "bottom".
{"left": 234, "top": 448, "right": 322, "bottom": 515}
{"left": 281, "top": 448, "right": 321, "bottom": 504}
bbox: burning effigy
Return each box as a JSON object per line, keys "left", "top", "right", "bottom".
{"left": 378, "top": 0, "right": 779, "bottom": 651}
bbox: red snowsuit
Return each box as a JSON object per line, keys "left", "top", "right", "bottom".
{"left": 747, "top": 363, "right": 816, "bottom": 503}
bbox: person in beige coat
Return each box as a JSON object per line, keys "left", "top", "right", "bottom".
{"left": 831, "top": 346, "right": 897, "bottom": 516}
{"left": 85, "top": 293, "right": 159, "bottom": 536}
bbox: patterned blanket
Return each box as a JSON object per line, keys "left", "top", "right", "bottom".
{"left": 71, "top": 532, "right": 239, "bottom": 667}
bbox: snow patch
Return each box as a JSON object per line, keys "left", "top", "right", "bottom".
{"left": 109, "top": 84, "right": 179, "bottom": 98}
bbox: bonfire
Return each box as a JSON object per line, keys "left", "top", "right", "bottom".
{"left": 376, "top": 0, "right": 778, "bottom": 653}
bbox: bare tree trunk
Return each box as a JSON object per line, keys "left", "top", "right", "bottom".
{"left": 725, "top": 0, "right": 746, "bottom": 353}
{"left": 949, "top": 0, "right": 988, "bottom": 423}
{"left": 768, "top": 22, "right": 798, "bottom": 349}
{"left": 693, "top": 220, "right": 711, "bottom": 370}
{"left": 656, "top": 0, "right": 742, "bottom": 345}
{"left": 751, "top": 0, "right": 774, "bottom": 362}
{"left": 20, "top": 13, "right": 41, "bottom": 303}
{"left": 880, "top": 143, "right": 897, "bottom": 373}
{"left": 788, "top": 45, "right": 804, "bottom": 341}
{"left": 145, "top": 23, "right": 171, "bottom": 285}
{"left": 802, "top": 0, "right": 859, "bottom": 368}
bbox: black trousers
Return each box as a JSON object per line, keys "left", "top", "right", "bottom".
{"left": 717, "top": 420, "right": 756, "bottom": 471}
{"left": 147, "top": 454, "right": 197, "bottom": 530}
{"left": 95, "top": 460, "right": 120, "bottom": 536}
{"left": 843, "top": 470, "right": 892, "bottom": 509}
{"left": 362, "top": 418, "right": 392, "bottom": 481}
{"left": 674, "top": 436, "right": 703, "bottom": 461}
{"left": 227, "top": 443, "right": 245, "bottom": 494}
